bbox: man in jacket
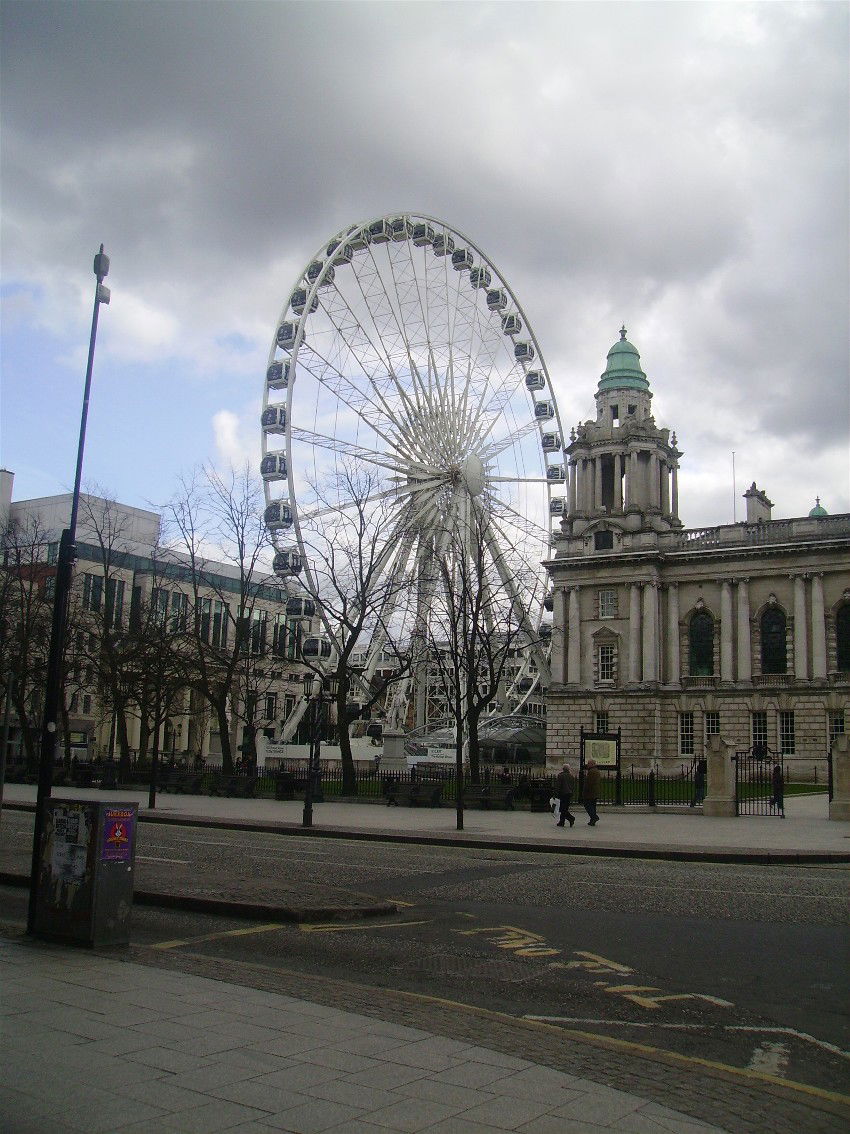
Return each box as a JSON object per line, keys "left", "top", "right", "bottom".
{"left": 582, "top": 758, "right": 601, "bottom": 826}
{"left": 554, "top": 764, "right": 576, "bottom": 827}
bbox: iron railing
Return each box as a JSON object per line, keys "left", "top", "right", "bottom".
{"left": 5, "top": 756, "right": 705, "bottom": 808}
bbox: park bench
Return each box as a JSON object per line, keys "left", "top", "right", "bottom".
{"left": 462, "top": 784, "right": 516, "bottom": 810}
{"left": 384, "top": 781, "right": 444, "bottom": 807}
{"left": 210, "top": 773, "right": 258, "bottom": 798}
{"left": 162, "top": 771, "right": 204, "bottom": 794}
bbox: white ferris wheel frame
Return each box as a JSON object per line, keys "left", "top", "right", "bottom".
{"left": 261, "top": 213, "right": 566, "bottom": 727}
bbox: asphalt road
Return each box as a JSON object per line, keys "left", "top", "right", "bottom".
{"left": 2, "top": 812, "right": 848, "bottom": 1107}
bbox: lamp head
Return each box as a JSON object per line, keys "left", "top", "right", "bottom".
{"left": 93, "top": 245, "right": 110, "bottom": 281}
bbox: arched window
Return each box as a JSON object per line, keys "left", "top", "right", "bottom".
{"left": 837, "top": 604, "right": 850, "bottom": 672}
{"left": 761, "top": 607, "right": 787, "bottom": 674}
{"left": 689, "top": 610, "right": 714, "bottom": 676}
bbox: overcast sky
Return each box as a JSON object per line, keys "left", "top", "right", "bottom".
{"left": 2, "top": 0, "right": 848, "bottom": 529}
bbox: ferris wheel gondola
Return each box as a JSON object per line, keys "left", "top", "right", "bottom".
{"left": 261, "top": 214, "right": 565, "bottom": 729}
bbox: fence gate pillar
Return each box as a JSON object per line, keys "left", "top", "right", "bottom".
{"left": 703, "top": 735, "right": 736, "bottom": 817}
{"left": 381, "top": 729, "right": 409, "bottom": 772}
{"left": 829, "top": 734, "right": 850, "bottom": 821}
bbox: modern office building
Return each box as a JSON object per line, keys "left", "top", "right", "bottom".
{"left": 1, "top": 472, "right": 312, "bottom": 765}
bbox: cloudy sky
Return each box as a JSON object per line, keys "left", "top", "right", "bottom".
{"left": 2, "top": 0, "right": 848, "bottom": 528}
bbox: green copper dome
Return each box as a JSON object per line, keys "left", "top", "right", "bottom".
{"left": 598, "top": 326, "right": 650, "bottom": 393}
{"left": 809, "top": 497, "right": 828, "bottom": 517}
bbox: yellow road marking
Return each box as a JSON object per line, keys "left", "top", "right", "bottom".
{"left": 300, "top": 919, "right": 428, "bottom": 933}
{"left": 154, "top": 947, "right": 850, "bottom": 1112}
{"left": 370, "top": 986, "right": 850, "bottom": 1109}
{"left": 151, "top": 923, "right": 285, "bottom": 950}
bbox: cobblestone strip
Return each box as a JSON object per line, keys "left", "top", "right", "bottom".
{"left": 130, "top": 943, "right": 850, "bottom": 1134}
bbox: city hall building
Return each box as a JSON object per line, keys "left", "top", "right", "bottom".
{"left": 544, "top": 330, "right": 850, "bottom": 775}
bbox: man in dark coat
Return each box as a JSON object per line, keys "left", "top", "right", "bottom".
{"left": 553, "top": 764, "right": 575, "bottom": 827}
{"left": 770, "top": 761, "right": 784, "bottom": 813}
{"left": 582, "top": 759, "right": 601, "bottom": 826}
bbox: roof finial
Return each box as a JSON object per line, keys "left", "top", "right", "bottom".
{"left": 816, "top": 496, "right": 820, "bottom": 507}
{"left": 619, "top": 324, "right": 627, "bottom": 341}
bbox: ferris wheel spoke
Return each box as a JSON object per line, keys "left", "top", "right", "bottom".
{"left": 294, "top": 341, "right": 404, "bottom": 453}
{"left": 288, "top": 427, "right": 409, "bottom": 474}
{"left": 307, "top": 285, "right": 422, "bottom": 444}
{"left": 347, "top": 249, "right": 433, "bottom": 433}
{"left": 477, "top": 509, "right": 551, "bottom": 684}
{"left": 488, "top": 496, "right": 552, "bottom": 545}
{"left": 294, "top": 475, "right": 449, "bottom": 526}
{"left": 480, "top": 418, "right": 541, "bottom": 461}
{"left": 489, "top": 476, "right": 552, "bottom": 485}
{"left": 380, "top": 242, "right": 439, "bottom": 420}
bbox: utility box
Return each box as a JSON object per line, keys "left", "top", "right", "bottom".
{"left": 32, "top": 799, "right": 138, "bottom": 947}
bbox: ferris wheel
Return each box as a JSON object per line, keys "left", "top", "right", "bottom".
{"left": 261, "top": 214, "right": 566, "bottom": 731}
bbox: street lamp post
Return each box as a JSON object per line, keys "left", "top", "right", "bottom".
{"left": 26, "top": 247, "right": 110, "bottom": 934}
{"left": 302, "top": 674, "right": 322, "bottom": 828}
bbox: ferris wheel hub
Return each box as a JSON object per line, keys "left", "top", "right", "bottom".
{"left": 462, "top": 452, "right": 486, "bottom": 497}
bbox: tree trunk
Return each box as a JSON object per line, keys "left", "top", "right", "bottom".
{"left": 467, "top": 709, "right": 481, "bottom": 784}
{"left": 15, "top": 690, "right": 37, "bottom": 770}
{"left": 116, "top": 704, "right": 132, "bottom": 780}
{"left": 215, "top": 697, "right": 234, "bottom": 774}
{"left": 454, "top": 688, "right": 464, "bottom": 831}
{"left": 137, "top": 709, "right": 150, "bottom": 763}
{"left": 336, "top": 683, "right": 357, "bottom": 795}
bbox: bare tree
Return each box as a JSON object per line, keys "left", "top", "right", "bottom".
{"left": 0, "top": 514, "right": 54, "bottom": 770}
{"left": 162, "top": 464, "right": 279, "bottom": 775}
{"left": 426, "top": 504, "right": 541, "bottom": 790}
{"left": 66, "top": 492, "right": 147, "bottom": 778}
{"left": 295, "top": 466, "right": 415, "bottom": 795}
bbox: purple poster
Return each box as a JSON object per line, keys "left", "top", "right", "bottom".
{"left": 101, "top": 807, "right": 135, "bottom": 862}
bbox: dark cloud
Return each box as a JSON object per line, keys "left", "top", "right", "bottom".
{"left": 1, "top": 0, "right": 847, "bottom": 520}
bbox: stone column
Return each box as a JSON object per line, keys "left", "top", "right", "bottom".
{"left": 582, "top": 459, "right": 592, "bottom": 513}
{"left": 629, "top": 584, "right": 641, "bottom": 683}
{"left": 811, "top": 574, "right": 827, "bottom": 679}
{"left": 666, "top": 583, "right": 680, "bottom": 686}
{"left": 568, "top": 460, "right": 577, "bottom": 514}
{"left": 381, "top": 728, "right": 408, "bottom": 772}
{"left": 614, "top": 454, "right": 623, "bottom": 512}
{"left": 829, "top": 734, "right": 850, "bottom": 821}
{"left": 671, "top": 463, "right": 679, "bottom": 519}
{"left": 651, "top": 454, "right": 661, "bottom": 510}
{"left": 642, "top": 582, "right": 658, "bottom": 683}
{"left": 794, "top": 575, "right": 808, "bottom": 680}
{"left": 593, "top": 458, "right": 602, "bottom": 513}
{"left": 552, "top": 588, "right": 567, "bottom": 683}
{"left": 568, "top": 587, "right": 581, "bottom": 685}
{"left": 703, "top": 735, "right": 736, "bottom": 817}
{"left": 661, "top": 460, "right": 670, "bottom": 515}
{"left": 736, "top": 579, "right": 751, "bottom": 683}
{"left": 629, "top": 449, "right": 640, "bottom": 508}
{"left": 720, "top": 580, "right": 733, "bottom": 681}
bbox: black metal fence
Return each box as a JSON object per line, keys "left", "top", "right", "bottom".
{"left": 4, "top": 755, "right": 702, "bottom": 808}
{"left": 734, "top": 748, "right": 785, "bottom": 817}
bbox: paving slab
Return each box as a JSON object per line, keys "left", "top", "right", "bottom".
{"left": 1, "top": 933, "right": 737, "bottom": 1134}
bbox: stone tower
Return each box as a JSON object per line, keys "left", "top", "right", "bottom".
{"left": 562, "top": 328, "right": 682, "bottom": 553}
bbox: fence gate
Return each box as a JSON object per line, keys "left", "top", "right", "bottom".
{"left": 734, "top": 748, "right": 785, "bottom": 817}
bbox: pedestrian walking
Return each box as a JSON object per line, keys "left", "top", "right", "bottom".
{"left": 553, "top": 764, "right": 576, "bottom": 827}
{"left": 690, "top": 757, "right": 707, "bottom": 807}
{"left": 582, "top": 758, "right": 600, "bottom": 826}
{"left": 770, "top": 760, "right": 784, "bottom": 814}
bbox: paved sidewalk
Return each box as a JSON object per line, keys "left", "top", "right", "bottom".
{"left": 3, "top": 782, "right": 848, "bottom": 862}
{"left": 1, "top": 931, "right": 728, "bottom": 1134}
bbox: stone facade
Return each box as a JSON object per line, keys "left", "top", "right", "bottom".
{"left": 544, "top": 332, "right": 850, "bottom": 776}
